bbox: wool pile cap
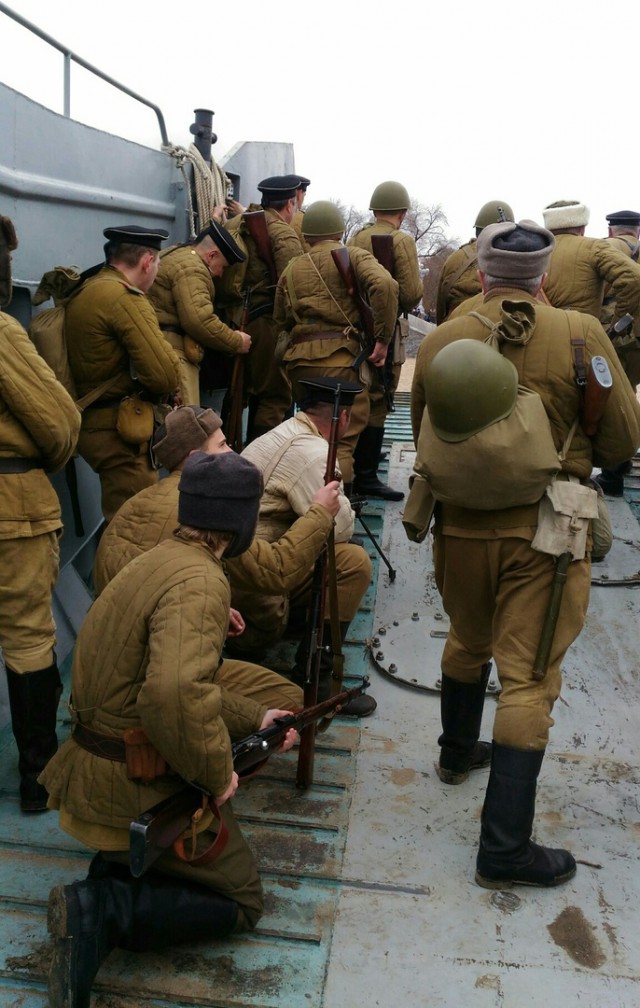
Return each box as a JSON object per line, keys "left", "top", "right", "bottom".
{"left": 257, "top": 174, "right": 300, "bottom": 200}
{"left": 606, "top": 210, "right": 640, "bottom": 227}
{"left": 178, "top": 450, "right": 263, "bottom": 557}
{"left": 196, "top": 220, "right": 246, "bottom": 264}
{"left": 477, "top": 219, "right": 555, "bottom": 279}
{"left": 152, "top": 406, "right": 222, "bottom": 471}
{"left": 102, "top": 225, "right": 169, "bottom": 250}
{"left": 542, "top": 200, "right": 590, "bottom": 230}
{"left": 296, "top": 376, "right": 363, "bottom": 410}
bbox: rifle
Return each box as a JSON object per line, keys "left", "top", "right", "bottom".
{"left": 370, "top": 234, "right": 397, "bottom": 412}
{"left": 129, "top": 678, "right": 369, "bottom": 876}
{"left": 227, "top": 285, "right": 251, "bottom": 452}
{"left": 296, "top": 381, "right": 344, "bottom": 790}
{"left": 331, "top": 246, "right": 375, "bottom": 351}
{"left": 243, "top": 210, "right": 278, "bottom": 287}
{"left": 607, "top": 312, "right": 634, "bottom": 345}
{"left": 532, "top": 355, "right": 613, "bottom": 681}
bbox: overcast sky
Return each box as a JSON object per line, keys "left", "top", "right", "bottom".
{"left": 2, "top": 0, "right": 638, "bottom": 246}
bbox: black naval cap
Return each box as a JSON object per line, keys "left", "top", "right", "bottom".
{"left": 195, "top": 219, "right": 247, "bottom": 264}
{"left": 296, "top": 376, "right": 363, "bottom": 410}
{"left": 296, "top": 175, "right": 311, "bottom": 190}
{"left": 606, "top": 210, "right": 640, "bottom": 227}
{"left": 257, "top": 174, "right": 300, "bottom": 200}
{"left": 102, "top": 225, "right": 169, "bottom": 250}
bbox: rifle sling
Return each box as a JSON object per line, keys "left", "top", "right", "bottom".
{"left": 172, "top": 799, "right": 229, "bottom": 868}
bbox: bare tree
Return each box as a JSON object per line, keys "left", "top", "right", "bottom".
{"left": 422, "top": 241, "right": 459, "bottom": 317}
{"left": 401, "top": 201, "right": 449, "bottom": 263}
{"left": 330, "top": 200, "right": 369, "bottom": 242}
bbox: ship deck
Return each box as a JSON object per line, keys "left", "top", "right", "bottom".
{"left": 1, "top": 394, "right": 640, "bottom": 1008}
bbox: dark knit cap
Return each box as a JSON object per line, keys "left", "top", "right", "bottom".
{"left": 152, "top": 406, "right": 222, "bottom": 471}
{"left": 178, "top": 450, "right": 263, "bottom": 557}
{"left": 477, "top": 219, "right": 555, "bottom": 279}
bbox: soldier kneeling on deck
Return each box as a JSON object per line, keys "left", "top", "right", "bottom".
{"left": 41, "top": 451, "right": 301, "bottom": 1008}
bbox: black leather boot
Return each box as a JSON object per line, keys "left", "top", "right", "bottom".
{"left": 353, "top": 426, "right": 404, "bottom": 501}
{"left": 593, "top": 459, "right": 632, "bottom": 497}
{"left": 437, "top": 662, "right": 492, "bottom": 784}
{"left": 6, "top": 663, "right": 62, "bottom": 811}
{"left": 290, "top": 622, "right": 377, "bottom": 718}
{"left": 475, "top": 743, "right": 576, "bottom": 889}
{"left": 47, "top": 859, "right": 239, "bottom": 1007}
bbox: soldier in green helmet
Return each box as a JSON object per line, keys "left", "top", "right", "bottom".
{"left": 436, "top": 200, "right": 514, "bottom": 323}
{"left": 411, "top": 218, "right": 640, "bottom": 891}
{"left": 275, "top": 200, "right": 398, "bottom": 487}
{"left": 347, "top": 181, "right": 423, "bottom": 500}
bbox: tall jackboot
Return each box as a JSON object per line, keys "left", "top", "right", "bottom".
{"left": 290, "top": 622, "right": 377, "bottom": 718}
{"left": 593, "top": 459, "right": 632, "bottom": 497}
{"left": 6, "top": 663, "right": 63, "bottom": 812}
{"left": 353, "top": 426, "right": 404, "bottom": 501}
{"left": 47, "top": 857, "right": 239, "bottom": 1008}
{"left": 436, "top": 662, "right": 492, "bottom": 784}
{"left": 475, "top": 743, "right": 576, "bottom": 889}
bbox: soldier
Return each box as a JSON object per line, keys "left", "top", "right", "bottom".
{"left": 411, "top": 220, "right": 640, "bottom": 888}
{"left": 147, "top": 221, "right": 250, "bottom": 406}
{"left": 242, "top": 377, "right": 376, "bottom": 717}
{"left": 542, "top": 200, "right": 640, "bottom": 320}
{"left": 276, "top": 201, "right": 398, "bottom": 487}
{"left": 228, "top": 174, "right": 305, "bottom": 441}
{"left": 436, "top": 200, "right": 514, "bottom": 323}
{"left": 92, "top": 405, "right": 342, "bottom": 693}
{"left": 348, "top": 180, "right": 423, "bottom": 500}
{"left": 292, "top": 174, "right": 311, "bottom": 248}
{"left": 42, "top": 450, "right": 301, "bottom": 1008}
{"left": 65, "top": 225, "right": 180, "bottom": 523}
{"left": 0, "top": 311, "right": 80, "bottom": 811}
{"left": 597, "top": 209, "right": 640, "bottom": 494}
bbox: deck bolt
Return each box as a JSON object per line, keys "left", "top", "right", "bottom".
{"left": 389, "top": 663, "right": 397, "bottom": 674}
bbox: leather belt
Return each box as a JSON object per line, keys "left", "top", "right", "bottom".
{"left": 291, "top": 330, "right": 346, "bottom": 345}
{"left": 73, "top": 723, "right": 126, "bottom": 762}
{"left": 0, "top": 457, "right": 44, "bottom": 473}
{"left": 90, "top": 397, "right": 122, "bottom": 409}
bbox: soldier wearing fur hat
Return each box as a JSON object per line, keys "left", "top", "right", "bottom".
{"left": 147, "top": 221, "right": 250, "bottom": 406}
{"left": 348, "top": 180, "right": 423, "bottom": 500}
{"left": 411, "top": 219, "right": 640, "bottom": 890}
{"left": 436, "top": 200, "right": 515, "bottom": 323}
{"left": 65, "top": 225, "right": 181, "bottom": 524}
{"left": 41, "top": 450, "right": 302, "bottom": 1008}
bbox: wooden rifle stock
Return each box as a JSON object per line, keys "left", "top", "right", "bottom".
{"left": 243, "top": 210, "right": 278, "bottom": 286}
{"left": 331, "top": 246, "right": 375, "bottom": 348}
{"left": 582, "top": 355, "right": 613, "bottom": 437}
{"left": 227, "top": 285, "right": 251, "bottom": 452}
{"left": 296, "top": 382, "right": 344, "bottom": 790}
{"left": 370, "top": 233, "right": 397, "bottom": 411}
{"left": 129, "top": 679, "right": 370, "bottom": 875}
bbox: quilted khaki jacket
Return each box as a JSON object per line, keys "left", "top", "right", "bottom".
{"left": 0, "top": 312, "right": 80, "bottom": 537}
{"left": 65, "top": 265, "right": 179, "bottom": 401}
{"left": 42, "top": 537, "right": 265, "bottom": 831}
{"left": 544, "top": 234, "right": 640, "bottom": 320}
{"left": 436, "top": 240, "right": 481, "bottom": 323}
{"left": 232, "top": 205, "right": 304, "bottom": 313}
{"left": 348, "top": 220, "right": 423, "bottom": 313}
{"left": 411, "top": 290, "right": 640, "bottom": 533}
{"left": 275, "top": 240, "right": 399, "bottom": 362}
{"left": 148, "top": 245, "right": 243, "bottom": 354}
{"left": 93, "top": 470, "right": 334, "bottom": 596}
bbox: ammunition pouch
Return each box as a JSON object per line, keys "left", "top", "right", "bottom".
{"left": 183, "top": 334, "right": 205, "bottom": 366}
{"left": 402, "top": 473, "right": 436, "bottom": 543}
{"left": 116, "top": 393, "right": 155, "bottom": 445}
{"left": 72, "top": 723, "right": 168, "bottom": 784}
{"left": 394, "top": 315, "right": 410, "bottom": 365}
{"left": 531, "top": 477, "right": 598, "bottom": 561}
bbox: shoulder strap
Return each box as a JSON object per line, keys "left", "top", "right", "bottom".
{"left": 443, "top": 244, "right": 478, "bottom": 292}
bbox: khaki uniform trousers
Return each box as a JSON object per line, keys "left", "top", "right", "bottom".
{"left": 433, "top": 533, "right": 590, "bottom": 750}
{"left": 246, "top": 315, "right": 292, "bottom": 432}
{"left": 105, "top": 661, "right": 302, "bottom": 931}
{"left": 0, "top": 532, "right": 59, "bottom": 672}
{"left": 228, "top": 543, "right": 372, "bottom": 658}
{"left": 79, "top": 407, "right": 158, "bottom": 523}
{"left": 286, "top": 363, "right": 371, "bottom": 484}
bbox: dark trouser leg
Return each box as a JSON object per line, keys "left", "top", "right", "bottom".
{"left": 47, "top": 856, "right": 239, "bottom": 1008}
{"left": 353, "top": 426, "right": 404, "bottom": 501}
{"left": 475, "top": 743, "right": 576, "bottom": 889}
{"left": 594, "top": 459, "right": 632, "bottom": 497}
{"left": 437, "top": 662, "right": 492, "bottom": 784}
{"left": 6, "top": 663, "right": 62, "bottom": 812}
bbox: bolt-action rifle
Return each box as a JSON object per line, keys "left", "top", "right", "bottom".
{"left": 331, "top": 245, "right": 376, "bottom": 366}
{"left": 129, "top": 678, "right": 369, "bottom": 877}
{"left": 532, "top": 355, "right": 612, "bottom": 681}
{"left": 370, "top": 233, "right": 397, "bottom": 412}
{"left": 243, "top": 210, "right": 278, "bottom": 287}
{"left": 227, "top": 284, "right": 251, "bottom": 452}
{"left": 296, "top": 381, "right": 344, "bottom": 790}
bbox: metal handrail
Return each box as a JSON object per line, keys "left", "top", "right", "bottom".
{"left": 0, "top": 1, "right": 169, "bottom": 146}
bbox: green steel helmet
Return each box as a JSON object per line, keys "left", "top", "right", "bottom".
{"left": 369, "top": 180, "right": 411, "bottom": 211}
{"left": 301, "top": 201, "right": 345, "bottom": 237}
{"left": 474, "top": 200, "right": 515, "bottom": 231}
{"left": 425, "top": 340, "right": 518, "bottom": 442}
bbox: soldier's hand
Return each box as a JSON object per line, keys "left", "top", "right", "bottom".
{"left": 227, "top": 198, "right": 246, "bottom": 215}
{"left": 238, "top": 332, "right": 252, "bottom": 353}
{"left": 312, "top": 480, "right": 341, "bottom": 518}
{"left": 211, "top": 204, "right": 228, "bottom": 224}
{"left": 216, "top": 771, "right": 239, "bottom": 806}
{"left": 368, "top": 340, "right": 388, "bottom": 367}
{"left": 260, "top": 710, "right": 300, "bottom": 752}
{"left": 227, "top": 608, "right": 245, "bottom": 637}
